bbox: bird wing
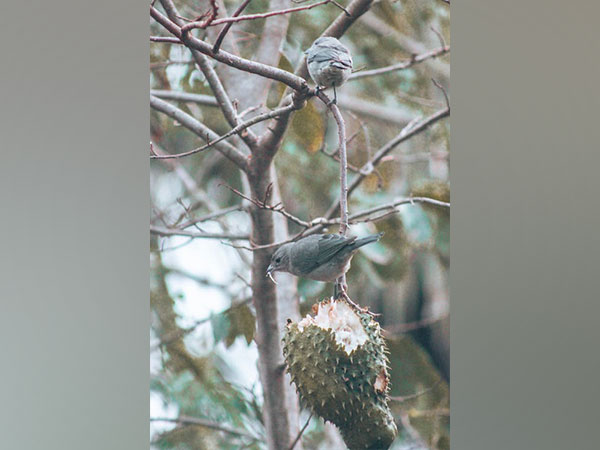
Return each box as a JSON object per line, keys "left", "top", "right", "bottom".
{"left": 308, "top": 43, "right": 352, "bottom": 69}
{"left": 292, "top": 234, "right": 356, "bottom": 274}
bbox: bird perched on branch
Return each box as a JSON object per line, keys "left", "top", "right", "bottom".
{"left": 305, "top": 36, "right": 353, "bottom": 104}
{"left": 266, "top": 232, "right": 383, "bottom": 283}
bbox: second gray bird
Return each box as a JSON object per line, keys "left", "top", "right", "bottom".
{"left": 305, "top": 36, "right": 353, "bottom": 104}
{"left": 266, "top": 233, "right": 383, "bottom": 282}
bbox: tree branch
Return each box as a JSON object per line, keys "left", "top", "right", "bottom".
{"left": 181, "top": 0, "right": 333, "bottom": 29}
{"left": 151, "top": 416, "right": 258, "bottom": 440}
{"left": 324, "top": 105, "right": 450, "bottom": 220}
{"left": 150, "top": 225, "right": 248, "bottom": 240}
{"left": 150, "top": 95, "right": 249, "bottom": 170}
{"left": 176, "top": 205, "right": 246, "bottom": 229}
{"left": 151, "top": 102, "right": 298, "bottom": 160}
{"left": 288, "top": 413, "right": 313, "bottom": 450}
{"left": 150, "top": 36, "right": 182, "bottom": 44}
{"left": 330, "top": 103, "right": 349, "bottom": 235}
{"left": 212, "top": 0, "right": 253, "bottom": 53}
{"left": 158, "top": 0, "right": 256, "bottom": 145}
{"left": 151, "top": 6, "right": 309, "bottom": 93}
{"left": 349, "top": 45, "right": 450, "bottom": 81}
{"left": 151, "top": 89, "right": 219, "bottom": 106}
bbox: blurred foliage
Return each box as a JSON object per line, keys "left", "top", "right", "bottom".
{"left": 151, "top": 0, "right": 449, "bottom": 448}
{"left": 387, "top": 336, "right": 450, "bottom": 450}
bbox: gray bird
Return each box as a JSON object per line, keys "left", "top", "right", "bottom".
{"left": 305, "top": 36, "right": 353, "bottom": 104}
{"left": 266, "top": 232, "right": 383, "bottom": 283}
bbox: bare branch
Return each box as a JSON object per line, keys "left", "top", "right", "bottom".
{"left": 324, "top": 105, "right": 450, "bottom": 220}
{"left": 182, "top": 0, "right": 333, "bottom": 30}
{"left": 338, "top": 95, "right": 413, "bottom": 126}
{"left": 221, "top": 183, "right": 311, "bottom": 228}
{"left": 218, "top": 194, "right": 448, "bottom": 251}
{"left": 151, "top": 416, "right": 259, "bottom": 440}
{"left": 349, "top": 46, "right": 450, "bottom": 81}
{"left": 212, "top": 0, "right": 253, "bottom": 53}
{"left": 150, "top": 36, "right": 182, "bottom": 44}
{"left": 150, "top": 95, "right": 249, "bottom": 170}
{"left": 151, "top": 89, "right": 219, "bottom": 106}
{"left": 432, "top": 78, "right": 450, "bottom": 109}
{"left": 177, "top": 205, "right": 246, "bottom": 229}
{"left": 150, "top": 59, "right": 195, "bottom": 70}
{"left": 288, "top": 413, "right": 313, "bottom": 450}
{"left": 348, "top": 196, "right": 450, "bottom": 223}
{"left": 151, "top": 103, "right": 298, "bottom": 160}
{"left": 158, "top": 0, "right": 253, "bottom": 144}
{"left": 389, "top": 379, "right": 442, "bottom": 403}
{"left": 383, "top": 312, "right": 449, "bottom": 335}
{"left": 151, "top": 225, "right": 249, "bottom": 240}
{"left": 151, "top": 6, "right": 309, "bottom": 93}
{"left": 329, "top": 103, "right": 349, "bottom": 235}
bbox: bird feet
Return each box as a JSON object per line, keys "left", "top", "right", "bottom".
{"left": 334, "top": 283, "right": 378, "bottom": 317}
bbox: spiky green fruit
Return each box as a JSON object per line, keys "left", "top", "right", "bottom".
{"left": 283, "top": 299, "right": 397, "bottom": 450}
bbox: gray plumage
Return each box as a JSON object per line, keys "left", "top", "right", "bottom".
{"left": 266, "top": 233, "right": 383, "bottom": 282}
{"left": 305, "top": 37, "right": 352, "bottom": 103}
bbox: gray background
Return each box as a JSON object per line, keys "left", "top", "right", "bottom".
{"left": 1, "top": 0, "right": 599, "bottom": 449}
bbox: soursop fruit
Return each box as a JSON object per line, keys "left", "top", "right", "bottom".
{"left": 283, "top": 299, "right": 397, "bottom": 449}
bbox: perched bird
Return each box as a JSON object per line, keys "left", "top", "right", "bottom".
{"left": 305, "top": 36, "right": 353, "bottom": 104}
{"left": 266, "top": 232, "right": 383, "bottom": 283}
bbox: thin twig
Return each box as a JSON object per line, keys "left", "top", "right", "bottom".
{"left": 159, "top": 0, "right": 249, "bottom": 140}
{"left": 431, "top": 78, "right": 450, "bottom": 109}
{"left": 150, "top": 36, "right": 182, "bottom": 44}
{"left": 349, "top": 197, "right": 450, "bottom": 222}
{"left": 212, "top": 0, "right": 253, "bottom": 53}
{"left": 151, "top": 89, "right": 219, "bottom": 106}
{"left": 430, "top": 26, "right": 447, "bottom": 49}
{"left": 220, "top": 183, "right": 312, "bottom": 228}
{"left": 151, "top": 225, "right": 249, "bottom": 240}
{"left": 331, "top": 104, "right": 349, "bottom": 235}
{"left": 389, "top": 379, "right": 442, "bottom": 403}
{"left": 177, "top": 205, "right": 246, "bottom": 229}
{"left": 151, "top": 6, "right": 309, "bottom": 92}
{"left": 150, "top": 95, "right": 249, "bottom": 170}
{"left": 348, "top": 46, "right": 450, "bottom": 81}
{"left": 383, "top": 312, "right": 449, "bottom": 335}
{"left": 219, "top": 195, "right": 449, "bottom": 251}
{"left": 288, "top": 413, "right": 313, "bottom": 450}
{"left": 150, "top": 59, "right": 194, "bottom": 69}
{"left": 151, "top": 103, "right": 297, "bottom": 159}
{"left": 323, "top": 103, "right": 450, "bottom": 221}
{"left": 181, "top": 0, "right": 332, "bottom": 31}
{"left": 151, "top": 416, "right": 258, "bottom": 440}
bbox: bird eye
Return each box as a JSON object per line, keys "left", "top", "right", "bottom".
{"left": 275, "top": 257, "right": 281, "bottom": 263}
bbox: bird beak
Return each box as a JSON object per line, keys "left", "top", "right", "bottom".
{"left": 266, "top": 265, "right": 278, "bottom": 284}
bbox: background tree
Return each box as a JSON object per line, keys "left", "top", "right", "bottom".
{"left": 149, "top": 0, "right": 450, "bottom": 448}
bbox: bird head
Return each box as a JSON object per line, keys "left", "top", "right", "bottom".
{"left": 266, "top": 243, "right": 292, "bottom": 277}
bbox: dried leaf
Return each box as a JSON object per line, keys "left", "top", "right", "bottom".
{"left": 290, "top": 100, "right": 325, "bottom": 153}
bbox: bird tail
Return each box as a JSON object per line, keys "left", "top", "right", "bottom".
{"left": 352, "top": 232, "right": 384, "bottom": 249}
